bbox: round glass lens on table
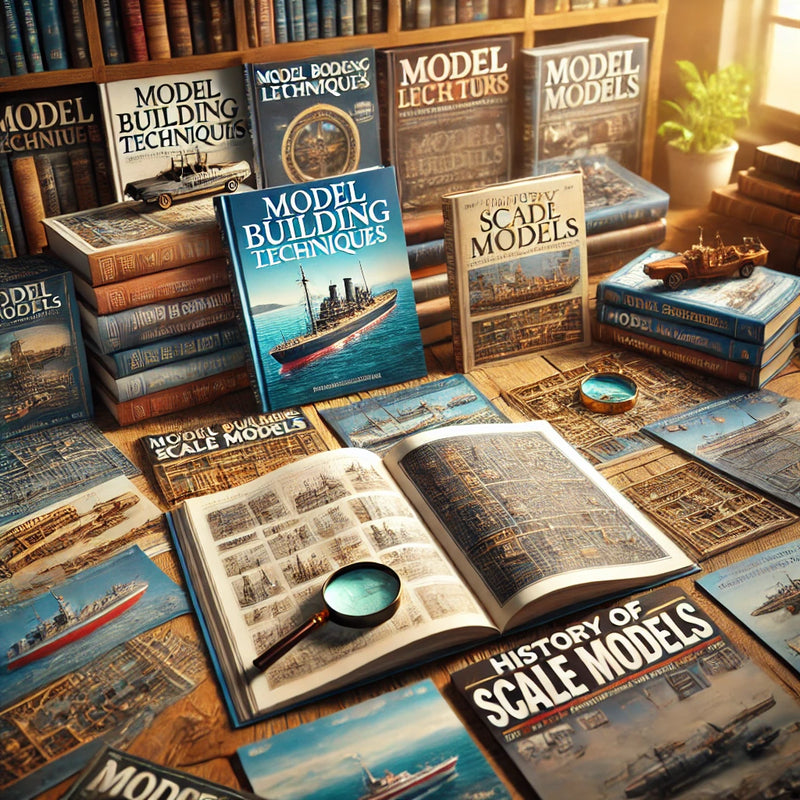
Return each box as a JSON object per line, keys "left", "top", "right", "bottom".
{"left": 323, "top": 564, "right": 402, "bottom": 619}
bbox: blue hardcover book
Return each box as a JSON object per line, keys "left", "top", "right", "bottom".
{"left": 287, "top": 0, "right": 305, "bottom": 40}
{"left": 0, "top": 10, "right": 11, "bottom": 76}
{"left": 596, "top": 301, "right": 800, "bottom": 366}
{"left": 304, "top": 0, "right": 319, "bottom": 38}
{"left": 597, "top": 248, "right": 800, "bottom": 345}
{"left": 272, "top": 0, "right": 288, "bottom": 42}
{"left": 244, "top": 47, "right": 382, "bottom": 188}
{"left": 0, "top": 152, "right": 27, "bottom": 255}
{"left": 33, "top": 0, "right": 68, "bottom": 70}
{"left": 214, "top": 165, "right": 427, "bottom": 412}
{"left": 0, "top": 254, "right": 93, "bottom": 441}
{"left": 62, "top": 0, "right": 91, "bottom": 67}
{"left": 95, "top": 0, "right": 124, "bottom": 64}
{"left": 320, "top": 0, "right": 336, "bottom": 36}
{"left": 14, "top": 0, "right": 42, "bottom": 71}
{"left": 534, "top": 154, "right": 669, "bottom": 236}
{"left": 338, "top": 0, "right": 354, "bottom": 34}
{"left": 2, "top": 0, "right": 26, "bottom": 74}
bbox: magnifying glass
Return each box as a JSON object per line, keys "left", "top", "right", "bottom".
{"left": 252, "top": 561, "right": 402, "bottom": 672}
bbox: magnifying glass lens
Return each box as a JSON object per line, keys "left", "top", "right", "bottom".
{"left": 323, "top": 565, "right": 401, "bottom": 620}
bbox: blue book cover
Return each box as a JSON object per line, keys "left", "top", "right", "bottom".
{"left": 34, "top": 0, "right": 68, "bottom": 70}
{"left": 304, "top": 0, "right": 319, "bottom": 38}
{"left": 273, "top": 0, "right": 288, "bottom": 42}
{"left": 320, "top": 0, "right": 336, "bottom": 36}
{"left": 534, "top": 154, "right": 669, "bottom": 235}
{"left": 0, "top": 254, "right": 93, "bottom": 442}
{"left": 596, "top": 247, "right": 800, "bottom": 344}
{"left": 244, "top": 47, "right": 382, "bottom": 188}
{"left": 287, "top": 0, "right": 305, "bottom": 40}
{"left": 697, "top": 539, "right": 800, "bottom": 676}
{"left": 215, "top": 166, "right": 427, "bottom": 412}
{"left": 13, "top": 0, "right": 42, "bottom": 71}
{"left": 2, "top": 0, "right": 26, "bottom": 74}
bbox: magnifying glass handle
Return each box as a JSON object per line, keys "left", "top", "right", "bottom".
{"left": 253, "top": 608, "right": 330, "bottom": 672}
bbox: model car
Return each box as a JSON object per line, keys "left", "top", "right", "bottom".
{"left": 643, "top": 230, "right": 769, "bottom": 289}
{"left": 124, "top": 150, "right": 252, "bottom": 209}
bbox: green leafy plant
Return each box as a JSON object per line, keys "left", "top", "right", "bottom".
{"left": 657, "top": 60, "right": 752, "bottom": 153}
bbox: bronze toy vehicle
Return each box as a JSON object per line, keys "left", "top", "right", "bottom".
{"left": 643, "top": 230, "right": 769, "bottom": 289}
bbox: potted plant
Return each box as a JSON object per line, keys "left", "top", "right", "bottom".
{"left": 657, "top": 60, "right": 752, "bottom": 208}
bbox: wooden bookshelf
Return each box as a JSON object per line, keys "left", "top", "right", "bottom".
{"left": 0, "top": 0, "right": 669, "bottom": 178}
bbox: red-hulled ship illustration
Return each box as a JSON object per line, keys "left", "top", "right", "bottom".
{"left": 269, "top": 262, "right": 397, "bottom": 366}
{"left": 357, "top": 754, "right": 458, "bottom": 800}
{"left": 6, "top": 580, "right": 148, "bottom": 670}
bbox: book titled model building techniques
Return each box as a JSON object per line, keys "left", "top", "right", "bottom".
{"left": 167, "top": 420, "right": 695, "bottom": 727}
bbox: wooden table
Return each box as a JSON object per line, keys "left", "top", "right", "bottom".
{"left": 33, "top": 207, "right": 800, "bottom": 799}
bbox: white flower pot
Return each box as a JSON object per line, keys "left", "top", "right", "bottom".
{"left": 665, "top": 140, "right": 739, "bottom": 208}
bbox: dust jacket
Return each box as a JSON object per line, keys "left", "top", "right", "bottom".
{"left": 214, "top": 165, "right": 427, "bottom": 412}
{"left": 521, "top": 35, "right": 648, "bottom": 174}
{"left": 443, "top": 170, "right": 590, "bottom": 372}
{"left": 244, "top": 47, "right": 382, "bottom": 188}
{"left": 452, "top": 585, "right": 800, "bottom": 799}
{"left": 99, "top": 66, "right": 255, "bottom": 202}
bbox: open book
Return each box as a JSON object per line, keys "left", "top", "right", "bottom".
{"left": 168, "top": 421, "right": 695, "bottom": 727}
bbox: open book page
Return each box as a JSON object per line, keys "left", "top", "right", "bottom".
{"left": 383, "top": 421, "right": 696, "bottom": 632}
{"left": 169, "top": 447, "right": 496, "bottom": 726}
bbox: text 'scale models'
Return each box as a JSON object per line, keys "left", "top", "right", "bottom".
{"left": 215, "top": 166, "right": 426, "bottom": 412}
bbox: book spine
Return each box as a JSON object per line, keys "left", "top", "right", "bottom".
{"left": 738, "top": 169, "right": 800, "bottom": 215}
{"left": 585, "top": 193, "right": 670, "bottom": 236}
{"left": 33, "top": 153, "right": 61, "bottom": 217}
{"left": 415, "top": 0, "right": 430, "bottom": 27}
{"left": 1, "top": 0, "right": 26, "bottom": 74}
{"left": 119, "top": 0, "right": 150, "bottom": 62}
{"left": 101, "top": 323, "right": 243, "bottom": 377}
{"left": 96, "top": 0, "right": 125, "bottom": 63}
{"left": 0, "top": 7, "right": 9, "bottom": 76}
{"left": 68, "top": 146, "right": 100, "bottom": 209}
{"left": 442, "top": 197, "right": 466, "bottom": 373}
{"left": 187, "top": 0, "right": 209, "bottom": 52}
{"left": 407, "top": 238, "right": 445, "bottom": 273}
{"left": 35, "top": 0, "right": 69, "bottom": 70}
{"left": 9, "top": 155, "right": 47, "bottom": 253}
{"left": 92, "top": 287, "right": 235, "bottom": 353}
{"left": 401, "top": 0, "right": 415, "bottom": 29}
{"left": 596, "top": 302, "right": 763, "bottom": 364}
{"left": 88, "top": 258, "right": 230, "bottom": 314}
{"left": 754, "top": 147, "right": 800, "bottom": 183}
{"left": 255, "top": 0, "right": 274, "bottom": 43}
{"left": 305, "top": 0, "right": 319, "bottom": 38}
{"left": 141, "top": 0, "right": 171, "bottom": 58}
{"left": 101, "top": 366, "right": 250, "bottom": 425}
{"left": 220, "top": 0, "right": 235, "bottom": 49}
{"left": 14, "top": 0, "right": 43, "bottom": 71}
{"left": 438, "top": 0, "right": 456, "bottom": 24}
{"left": 101, "top": 346, "right": 246, "bottom": 402}
{"left": 320, "top": 0, "right": 336, "bottom": 36}
{"left": 205, "top": 0, "right": 225, "bottom": 51}
{"left": 49, "top": 151, "right": 79, "bottom": 214}
{"left": 273, "top": 0, "right": 288, "bottom": 42}
{"left": 354, "top": 0, "right": 367, "bottom": 32}
{"left": 61, "top": 0, "right": 91, "bottom": 67}
{"left": 710, "top": 184, "right": 800, "bottom": 238}
{"left": 586, "top": 218, "right": 667, "bottom": 256}
{"left": 368, "top": 0, "right": 384, "bottom": 31}
{"left": 165, "top": 0, "right": 193, "bottom": 56}
{"left": 472, "top": 0, "right": 489, "bottom": 17}
{"left": 338, "top": 0, "right": 354, "bottom": 34}
{"left": 0, "top": 152, "right": 26, "bottom": 254}
{"left": 456, "top": 0, "right": 473, "bottom": 22}
{"left": 0, "top": 183, "right": 16, "bottom": 257}
{"left": 594, "top": 321, "right": 761, "bottom": 387}
{"left": 287, "top": 0, "right": 304, "bottom": 40}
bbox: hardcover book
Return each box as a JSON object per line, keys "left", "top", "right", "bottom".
{"left": 237, "top": 679, "right": 512, "bottom": 799}
{"left": 443, "top": 170, "right": 590, "bottom": 373}
{"left": 586, "top": 217, "right": 667, "bottom": 274}
{"left": 533, "top": 154, "right": 669, "bottom": 235}
{"left": 710, "top": 182, "right": 800, "bottom": 238}
{"left": 377, "top": 36, "right": 515, "bottom": 216}
{"left": 0, "top": 255, "right": 92, "bottom": 442}
{"left": 596, "top": 248, "right": 800, "bottom": 344}
{"left": 643, "top": 388, "right": 800, "bottom": 513}
{"left": 452, "top": 585, "right": 800, "bottom": 799}
{"left": 244, "top": 48, "right": 382, "bottom": 188}
{"left": 697, "top": 538, "right": 800, "bottom": 675}
{"left": 738, "top": 167, "right": 800, "bottom": 214}
{"left": 754, "top": 140, "right": 800, "bottom": 183}
{"left": 99, "top": 67, "right": 254, "bottom": 202}
{"left": 214, "top": 165, "right": 427, "bottom": 412}
{"left": 167, "top": 420, "right": 694, "bottom": 726}
{"left": 41, "top": 193, "right": 227, "bottom": 286}
{"left": 521, "top": 35, "right": 649, "bottom": 174}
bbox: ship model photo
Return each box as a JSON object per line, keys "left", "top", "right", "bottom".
{"left": 6, "top": 580, "right": 148, "bottom": 670}
{"left": 357, "top": 754, "right": 458, "bottom": 800}
{"left": 269, "top": 262, "right": 397, "bottom": 367}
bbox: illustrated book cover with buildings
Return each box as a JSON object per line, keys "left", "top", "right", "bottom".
{"left": 452, "top": 585, "right": 800, "bottom": 799}
{"left": 596, "top": 248, "right": 800, "bottom": 344}
{"left": 167, "top": 420, "right": 694, "bottom": 726}
{"left": 697, "top": 538, "right": 800, "bottom": 675}
{"left": 99, "top": 66, "right": 255, "bottom": 202}
{"left": 377, "top": 37, "right": 515, "bottom": 216}
{"left": 244, "top": 47, "right": 382, "bottom": 188}
{"left": 214, "top": 165, "right": 427, "bottom": 413}
{"left": 237, "top": 679, "right": 512, "bottom": 799}
{"left": 443, "top": 170, "right": 590, "bottom": 373}
{"left": 0, "top": 255, "right": 92, "bottom": 441}
{"left": 521, "top": 35, "right": 649, "bottom": 174}
{"left": 643, "top": 388, "right": 800, "bottom": 512}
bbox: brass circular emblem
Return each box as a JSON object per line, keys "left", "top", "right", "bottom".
{"left": 579, "top": 372, "right": 639, "bottom": 414}
{"left": 281, "top": 103, "right": 361, "bottom": 183}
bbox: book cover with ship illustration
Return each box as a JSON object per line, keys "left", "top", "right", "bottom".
{"left": 244, "top": 48, "right": 382, "bottom": 188}
{"left": 0, "top": 255, "right": 93, "bottom": 442}
{"left": 698, "top": 538, "right": 800, "bottom": 675}
{"left": 214, "top": 165, "right": 427, "bottom": 412}
{"left": 443, "top": 170, "right": 589, "bottom": 372}
{"left": 237, "top": 679, "right": 512, "bottom": 800}
{"left": 452, "top": 585, "right": 800, "bottom": 799}
{"left": 521, "top": 35, "right": 648, "bottom": 174}
{"left": 99, "top": 66, "right": 255, "bottom": 202}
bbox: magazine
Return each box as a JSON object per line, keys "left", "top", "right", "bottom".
{"left": 167, "top": 421, "right": 695, "bottom": 726}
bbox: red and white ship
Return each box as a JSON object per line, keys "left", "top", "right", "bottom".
{"left": 6, "top": 580, "right": 148, "bottom": 670}
{"left": 358, "top": 754, "right": 458, "bottom": 800}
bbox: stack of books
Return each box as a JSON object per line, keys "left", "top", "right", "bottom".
{"left": 595, "top": 247, "right": 800, "bottom": 387}
{"left": 709, "top": 140, "right": 800, "bottom": 273}
{"left": 41, "top": 194, "right": 249, "bottom": 425}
